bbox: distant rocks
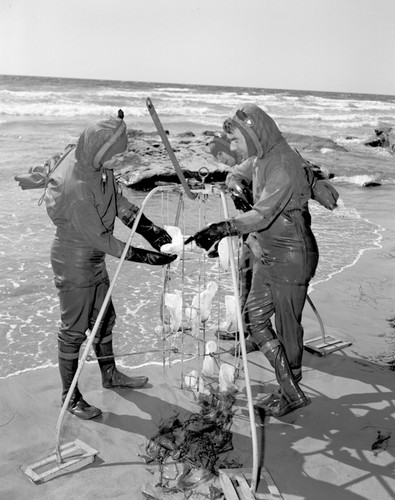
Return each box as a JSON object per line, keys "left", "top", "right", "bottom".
{"left": 114, "top": 128, "right": 341, "bottom": 190}
{"left": 364, "top": 124, "right": 395, "bottom": 153}
{"left": 283, "top": 133, "right": 348, "bottom": 153}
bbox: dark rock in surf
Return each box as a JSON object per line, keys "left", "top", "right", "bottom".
{"left": 362, "top": 181, "right": 382, "bottom": 187}
{"left": 364, "top": 124, "right": 395, "bottom": 153}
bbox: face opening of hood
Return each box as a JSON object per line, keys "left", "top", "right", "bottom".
{"left": 209, "top": 133, "right": 239, "bottom": 164}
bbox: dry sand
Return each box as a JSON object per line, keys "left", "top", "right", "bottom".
{"left": 1, "top": 186, "right": 394, "bottom": 500}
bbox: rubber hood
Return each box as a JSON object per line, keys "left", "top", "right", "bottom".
{"left": 224, "top": 104, "right": 282, "bottom": 159}
{"left": 75, "top": 113, "right": 127, "bottom": 170}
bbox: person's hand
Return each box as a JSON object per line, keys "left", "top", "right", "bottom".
{"left": 136, "top": 214, "right": 172, "bottom": 251}
{"left": 125, "top": 246, "right": 177, "bottom": 266}
{"left": 190, "top": 220, "right": 239, "bottom": 252}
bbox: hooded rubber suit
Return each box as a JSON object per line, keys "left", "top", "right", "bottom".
{"left": 44, "top": 115, "right": 174, "bottom": 419}
{"left": 47, "top": 120, "right": 147, "bottom": 290}
{"left": 192, "top": 104, "right": 318, "bottom": 416}
{"left": 226, "top": 104, "right": 319, "bottom": 381}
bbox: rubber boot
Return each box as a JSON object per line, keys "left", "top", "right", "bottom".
{"left": 58, "top": 352, "right": 102, "bottom": 420}
{"left": 259, "top": 340, "right": 310, "bottom": 417}
{"left": 259, "top": 368, "right": 303, "bottom": 407}
{"left": 94, "top": 341, "right": 148, "bottom": 389}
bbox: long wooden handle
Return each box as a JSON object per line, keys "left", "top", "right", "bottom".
{"left": 146, "top": 97, "right": 197, "bottom": 200}
{"left": 219, "top": 189, "right": 259, "bottom": 494}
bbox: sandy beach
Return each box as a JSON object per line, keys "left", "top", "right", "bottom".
{"left": 1, "top": 182, "right": 394, "bottom": 500}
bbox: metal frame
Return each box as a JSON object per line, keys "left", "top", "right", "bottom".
{"left": 304, "top": 296, "right": 352, "bottom": 356}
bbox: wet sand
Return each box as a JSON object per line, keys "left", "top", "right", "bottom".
{"left": 1, "top": 184, "right": 394, "bottom": 500}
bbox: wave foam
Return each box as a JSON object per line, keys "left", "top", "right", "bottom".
{"left": 334, "top": 174, "right": 382, "bottom": 186}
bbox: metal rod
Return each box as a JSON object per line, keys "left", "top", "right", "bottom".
{"left": 306, "top": 294, "right": 326, "bottom": 342}
{"left": 146, "top": 97, "right": 197, "bottom": 200}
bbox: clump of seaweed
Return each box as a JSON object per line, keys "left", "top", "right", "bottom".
{"left": 141, "top": 391, "right": 241, "bottom": 498}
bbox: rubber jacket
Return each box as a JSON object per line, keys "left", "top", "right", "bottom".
{"left": 45, "top": 118, "right": 141, "bottom": 289}
{"left": 227, "top": 104, "right": 319, "bottom": 285}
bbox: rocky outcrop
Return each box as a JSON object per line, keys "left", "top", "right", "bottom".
{"left": 283, "top": 133, "right": 348, "bottom": 153}
{"left": 114, "top": 129, "right": 340, "bottom": 190}
{"left": 114, "top": 129, "right": 229, "bottom": 190}
{"left": 364, "top": 124, "right": 395, "bottom": 153}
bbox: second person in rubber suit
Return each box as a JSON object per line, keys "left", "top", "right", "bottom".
{"left": 191, "top": 104, "right": 319, "bottom": 417}
{"left": 45, "top": 110, "right": 177, "bottom": 420}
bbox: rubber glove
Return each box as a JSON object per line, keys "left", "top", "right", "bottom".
{"left": 125, "top": 246, "right": 177, "bottom": 266}
{"left": 231, "top": 192, "right": 252, "bottom": 213}
{"left": 227, "top": 177, "right": 253, "bottom": 212}
{"left": 136, "top": 214, "right": 172, "bottom": 251}
{"left": 190, "top": 220, "right": 239, "bottom": 252}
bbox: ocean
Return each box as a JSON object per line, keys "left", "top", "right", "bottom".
{"left": 1, "top": 74, "right": 394, "bottom": 379}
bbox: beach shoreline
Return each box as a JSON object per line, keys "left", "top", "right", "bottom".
{"left": 1, "top": 75, "right": 395, "bottom": 498}
{"left": 304, "top": 184, "right": 395, "bottom": 365}
{"left": 1, "top": 183, "right": 394, "bottom": 499}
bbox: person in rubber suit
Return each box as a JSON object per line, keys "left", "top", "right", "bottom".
{"left": 45, "top": 110, "right": 177, "bottom": 420}
{"left": 191, "top": 104, "right": 319, "bottom": 417}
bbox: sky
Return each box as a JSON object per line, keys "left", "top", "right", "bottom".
{"left": 0, "top": 0, "right": 394, "bottom": 95}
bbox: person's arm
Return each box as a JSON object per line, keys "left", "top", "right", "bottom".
{"left": 226, "top": 156, "right": 254, "bottom": 186}
{"left": 232, "top": 166, "right": 293, "bottom": 235}
{"left": 71, "top": 199, "right": 126, "bottom": 257}
{"left": 116, "top": 190, "right": 171, "bottom": 251}
{"left": 71, "top": 200, "right": 176, "bottom": 265}
{"left": 190, "top": 161, "right": 293, "bottom": 252}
